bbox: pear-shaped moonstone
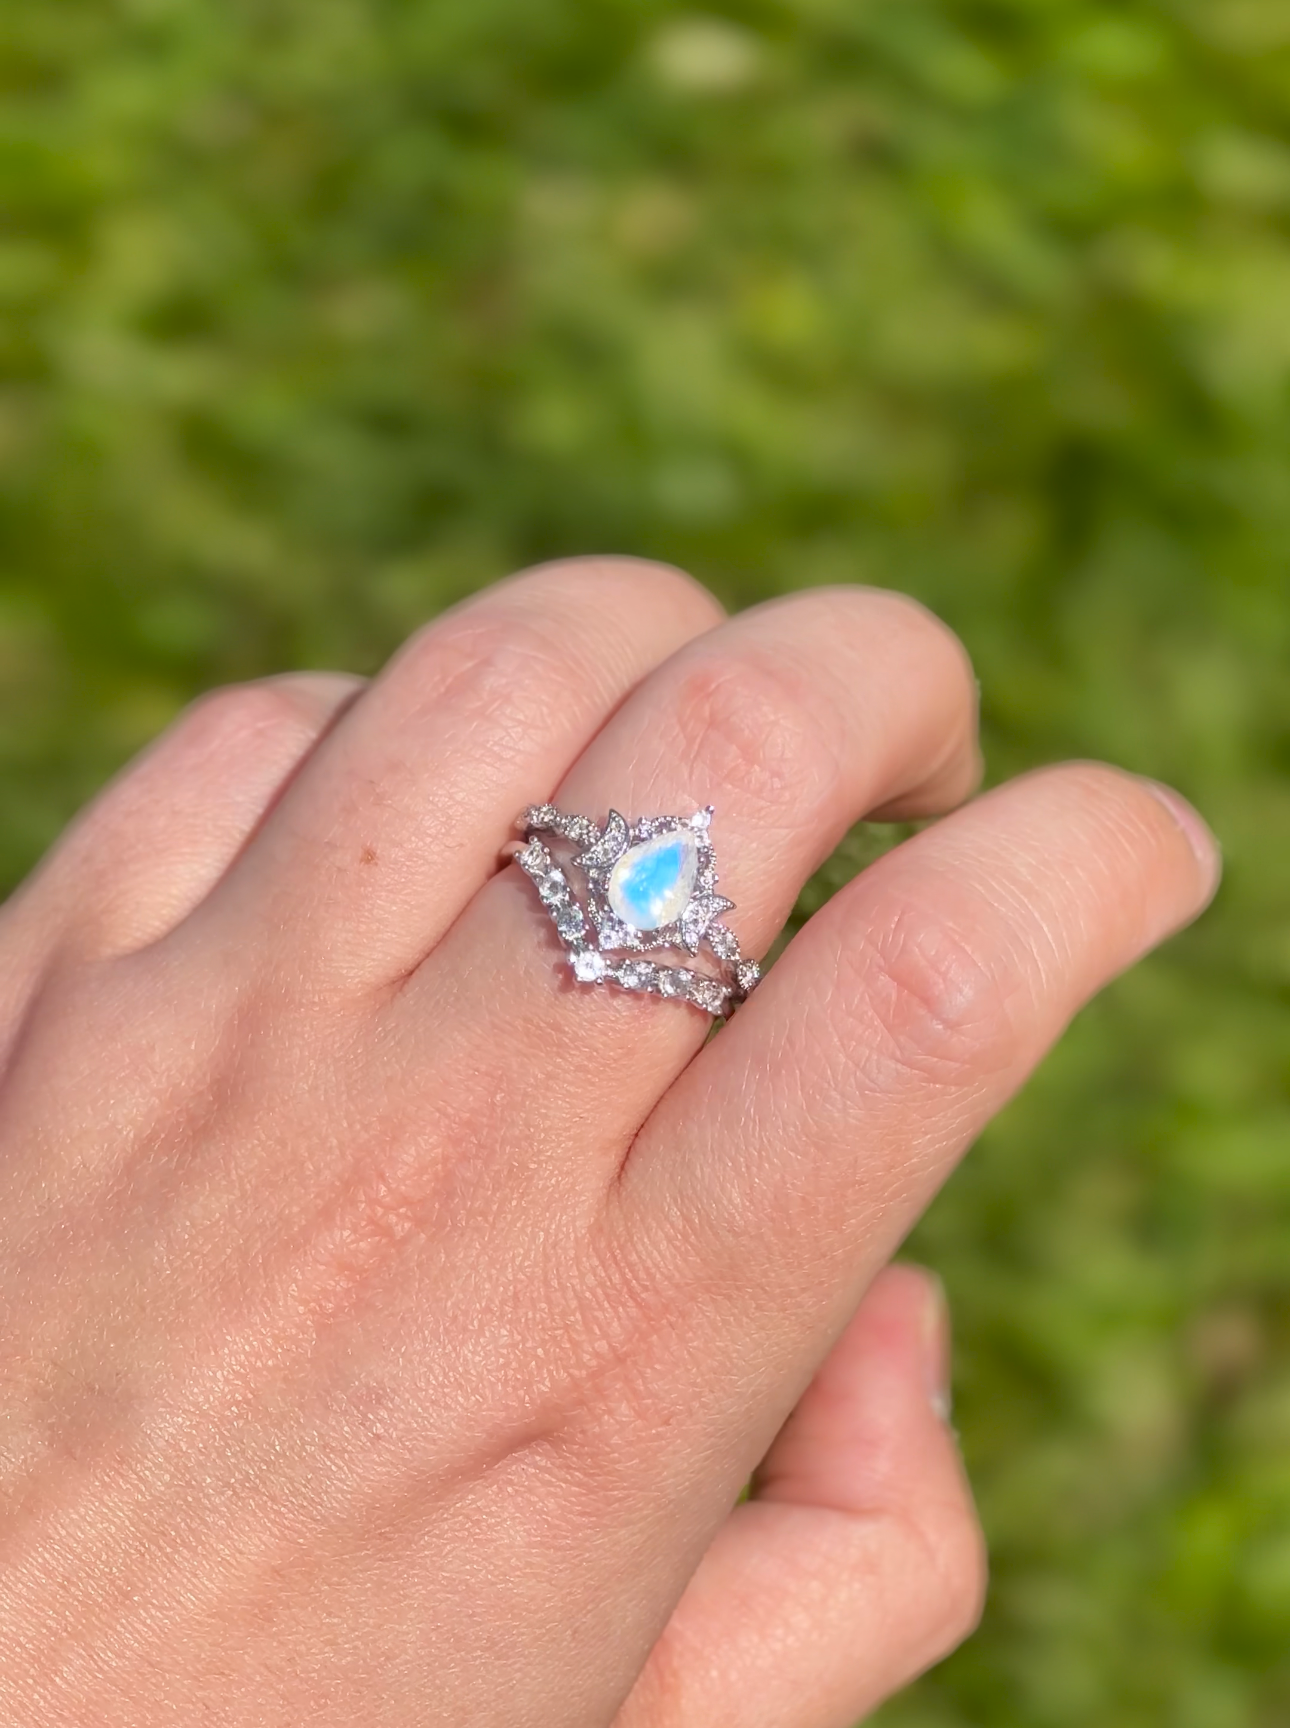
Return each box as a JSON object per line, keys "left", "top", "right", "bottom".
{"left": 607, "top": 830, "right": 699, "bottom": 931}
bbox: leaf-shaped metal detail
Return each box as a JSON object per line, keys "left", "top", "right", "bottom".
{"left": 680, "top": 893, "right": 735, "bottom": 954}
{"left": 575, "top": 809, "right": 630, "bottom": 873}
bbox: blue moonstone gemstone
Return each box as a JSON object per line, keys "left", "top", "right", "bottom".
{"left": 607, "top": 830, "right": 699, "bottom": 931}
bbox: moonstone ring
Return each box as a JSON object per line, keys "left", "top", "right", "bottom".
{"left": 509, "top": 804, "right": 762, "bottom": 1017}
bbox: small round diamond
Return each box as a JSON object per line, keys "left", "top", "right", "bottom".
{"left": 598, "top": 916, "right": 632, "bottom": 951}
{"left": 688, "top": 977, "right": 728, "bottom": 1015}
{"left": 572, "top": 951, "right": 607, "bottom": 983}
{"left": 708, "top": 923, "right": 740, "bottom": 961}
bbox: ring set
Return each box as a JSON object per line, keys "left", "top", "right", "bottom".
{"left": 511, "top": 804, "right": 762, "bottom": 1018}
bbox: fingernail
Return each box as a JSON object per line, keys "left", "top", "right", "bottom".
{"left": 918, "top": 1270, "right": 953, "bottom": 1424}
{"left": 1139, "top": 779, "right": 1222, "bottom": 894}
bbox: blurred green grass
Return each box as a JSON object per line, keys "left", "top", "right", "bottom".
{"left": 2, "top": 1, "right": 1289, "bottom": 1720}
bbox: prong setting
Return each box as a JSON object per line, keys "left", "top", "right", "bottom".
{"left": 513, "top": 805, "right": 760, "bottom": 1017}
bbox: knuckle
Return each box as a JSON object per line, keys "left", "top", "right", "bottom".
{"left": 669, "top": 651, "right": 840, "bottom": 819}
{"left": 178, "top": 679, "right": 332, "bottom": 756}
{"left": 390, "top": 559, "right": 721, "bottom": 756}
{"left": 388, "top": 612, "right": 572, "bottom": 773}
{"left": 837, "top": 588, "right": 979, "bottom": 775}
{"left": 259, "top": 671, "right": 365, "bottom": 723}
{"left": 796, "top": 584, "right": 976, "bottom": 708}
{"left": 516, "top": 554, "right": 726, "bottom": 630}
{"left": 906, "top": 1492, "right": 989, "bottom": 1658}
{"left": 844, "top": 896, "right": 1019, "bottom": 1089}
{"left": 295, "top": 1118, "right": 460, "bottom": 1322}
{"left": 397, "top": 609, "right": 561, "bottom": 712}
{"left": 862, "top": 586, "right": 975, "bottom": 684}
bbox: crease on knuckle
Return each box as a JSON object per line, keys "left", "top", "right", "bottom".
{"left": 178, "top": 681, "right": 325, "bottom": 759}
{"left": 394, "top": 613, "right": 585, "bottom": 758}
{"left": 843, "top": 897, "right": 1019, "bottom": 1091}
{"left": 291, "top": 1118, "right": 465, "bottom": 1326}
{"left": 892, "top": 1491, "right": 989, "bottom": 1660}
{"left": 669, "top": 652, "right": 840, "bottom": 821}
{"left": 532, "top": 554, "right": 724, "bottom": 628}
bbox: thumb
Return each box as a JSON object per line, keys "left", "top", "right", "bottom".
{"left": 616, "top": 1264, "right": 985, "bottom": 1728}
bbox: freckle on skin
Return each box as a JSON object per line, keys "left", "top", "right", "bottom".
{"left": 361, "top": 846, "right": 378, "bottom": 865}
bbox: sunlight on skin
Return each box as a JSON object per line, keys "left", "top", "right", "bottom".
{"left": 0, "top": 563, "right": 1217, "bottom": 1727}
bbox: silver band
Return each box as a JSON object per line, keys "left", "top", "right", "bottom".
{"left": 510, "top": 803, "right": 761, "bottom": 1018}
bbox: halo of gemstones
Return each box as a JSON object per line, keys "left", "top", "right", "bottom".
{"left": 512, "top": 804, "right": 761, "bottom": 1018}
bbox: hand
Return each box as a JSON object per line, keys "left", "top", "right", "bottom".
{"left": 0, "top": 562, "right": 1217, "bottom": 1726}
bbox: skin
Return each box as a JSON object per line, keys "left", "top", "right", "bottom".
{"left": 0, "top": 561, "right": 1218, "bottom": 1727}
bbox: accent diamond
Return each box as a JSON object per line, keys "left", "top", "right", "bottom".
{"left": 707, "top": 922, "right": 740, "bottom": 961}
{"left": 735, "top": 959, "right": 761, "bottom": 995}
{"left": 555, "top": 907, "right": 585, "bottom": 941}
{"left": 688, "top": 977, "right": 729, "bottom": 1015}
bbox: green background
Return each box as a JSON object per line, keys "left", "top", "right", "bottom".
{"left": 3, "top": 1, "right": 1288, "bottom": 1721}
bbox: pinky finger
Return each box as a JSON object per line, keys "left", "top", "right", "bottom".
{"left": 614, "top": 1266, "right": 984, "bottom": 1728}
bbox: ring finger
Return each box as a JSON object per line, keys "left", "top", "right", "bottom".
{"left": 398, "top": 586, "right": 981, "bottom": 1164}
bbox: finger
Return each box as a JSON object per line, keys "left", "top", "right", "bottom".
{"left": 0, "top": 672, "right": 363, "bottom": 993}
{"left": 401, "top": 587, "right": 981, "bottom": 1164}
{"left": 614, "top": 765, "right": 1218, "bottom": 1374}
{"left": 616, "top": 1266, "right": 984, "bottom": 1728}
{"left": 182, "top": 559, "right": 725, "bottom": 986}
